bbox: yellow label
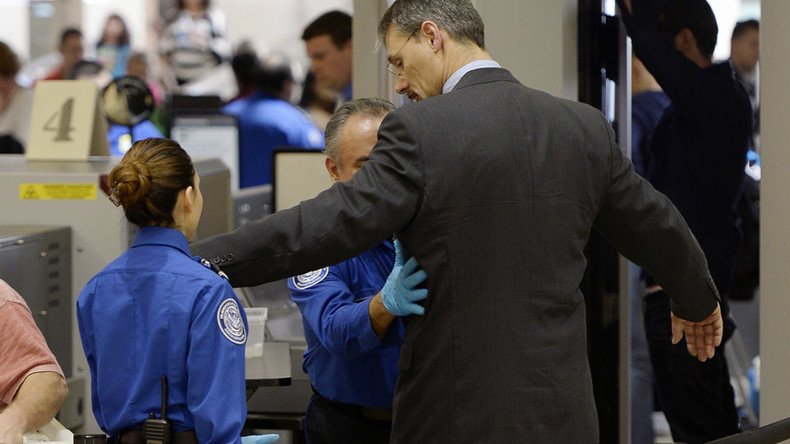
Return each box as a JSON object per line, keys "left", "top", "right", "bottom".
{"left": 19, "top": 183, "right": 97, "bottom": 200}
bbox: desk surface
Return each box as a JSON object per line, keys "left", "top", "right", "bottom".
{"left": 246, "top": 341, "right": 292, "bottom": 387}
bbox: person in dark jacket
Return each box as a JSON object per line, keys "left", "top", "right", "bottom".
{"left": 618, "top": 0, "right": 753, "bottom": 441}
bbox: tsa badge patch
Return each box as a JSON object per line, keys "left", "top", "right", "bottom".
{"left": 217, "top": 299, "right": 246, "bottom": 345}
{"left": 292, "top": 267, "right": 330, "bottom": 290}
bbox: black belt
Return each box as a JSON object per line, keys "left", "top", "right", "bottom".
{"left": 115, "top": 429, "right": 198, "bottom": 444}
{"left": 312, "top": 387, "right": 392, "bottom": 422}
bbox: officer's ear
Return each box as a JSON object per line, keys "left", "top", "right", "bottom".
{"left": 182, "top": 186, "right": 195, "bottom": 213}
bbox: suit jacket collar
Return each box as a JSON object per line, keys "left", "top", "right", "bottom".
{"left": 452, "top": 67, "right": 520, "bottom": 92}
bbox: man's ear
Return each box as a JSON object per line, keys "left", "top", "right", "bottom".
{"left": 341, "top": 38, "right": 353, "bottom": 53}
{"left": 326, "top": 157, "right": 341, "bottom": 182}
{"left": 421, "top": 21, "right": 443, "bottom": 51}
{"left": 677, "top": 28, "right": 696, "bottom": 52}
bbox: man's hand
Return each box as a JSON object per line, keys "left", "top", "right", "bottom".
{"left": 382, "top": 240, "right": 428, "bottom": 316}
{"left": 671, "top": 303, "right": 723, "bottom": 362}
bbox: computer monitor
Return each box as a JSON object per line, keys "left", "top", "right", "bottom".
{"left": 272, "top": 149, "right": 333, "bottom": 212}
{"left": 171, "top": 114, "right": 240, "bottom": 192}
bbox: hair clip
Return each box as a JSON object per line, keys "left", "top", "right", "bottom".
{"left": 108, "top": 188, "right": 122, "bottom": 207}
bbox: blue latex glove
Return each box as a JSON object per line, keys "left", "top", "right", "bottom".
{"left": 382, "top": 240, "right": 428, "bottom": 316}
{"left": 241, "top": 434, "right": 280, "bottom": 444}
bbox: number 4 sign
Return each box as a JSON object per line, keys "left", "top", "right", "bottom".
{"left": 26, "top": 80, "right": 109, "bottom": 160}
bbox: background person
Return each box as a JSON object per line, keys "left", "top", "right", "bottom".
{"left": 95, "top": 14, "right": 131, "bottom": 79}
{"left": 192, "top": 0, "right": 726, "bottom": 441}
{"left": 0, "top": 279, "right": 68, "bottom": 444}
{"left": 159, "top": 0, "right": 229, "bottom": 85}
{"left": 302, "top": 11, "right": 353, "bottom": 104}
{"left": 730, "top": 19, "right": 760, "bottom": 151}
{"left": 43, "top": 28, "right": 84, "bottom": 81}
{"left": 222, "top": 52, "right": 323, "bottom": 188}
{"left": 76, "top": 138, "right": 277, "bottom": 444}
{"left": 618, "top": 0, "right": 753, "bottom": 441}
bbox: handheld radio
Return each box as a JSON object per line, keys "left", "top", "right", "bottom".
{"left": 142, "top": 376, "right": 173, "bottom": 444}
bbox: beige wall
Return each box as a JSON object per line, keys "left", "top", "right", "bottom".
{"left": 351, "top": 0, "right": 389, "bottom": 101}
{"left": 759, "top": 0, "right": 790, "bottom": 427}
{"left": 474, "top": 0, "right": 578, "bottom": 100}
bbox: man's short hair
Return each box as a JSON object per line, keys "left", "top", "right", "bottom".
{"left": 731, "top": 19, "right": 759, "bottom": 42}
{"left": 378, "top": 0, "right": 485, "bottom": 49}
{"left": 302, "top": 11, "right": 352, "bottom": 49}
{"left": 324, "top": 98, "right": 395, "bottom": 162}
{"left": 658, "top": 0, "right": 718, "bottom": 59}
{"left": 60, "top": 27, "right": 82, "bottom": 46}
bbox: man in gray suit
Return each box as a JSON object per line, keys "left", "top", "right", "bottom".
{"left": 192, "top": 0, "right": 723, "bottom": 441}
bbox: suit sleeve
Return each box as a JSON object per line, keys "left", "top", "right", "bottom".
{"left": 191, "top": 110, "right": 424, "bottom": 288}
{"left": 186, "top": 282, "right": 245, "bottom": 444}
{"left": 288, "top": 267, "right": 384, "bottom": 360}
{"left": 591, "top": 113, "right": 720, "bottom": 321}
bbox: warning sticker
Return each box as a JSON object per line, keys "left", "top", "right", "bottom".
{"left": 19, "top": 183, "right": 97, "bottom": 200}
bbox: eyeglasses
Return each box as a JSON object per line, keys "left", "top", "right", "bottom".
{"left": 386, "top": 28, "right": 419, "bottom": 75}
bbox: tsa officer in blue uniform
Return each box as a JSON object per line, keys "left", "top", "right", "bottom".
{"left": 76, "top": 138, "right": 278, "bottom": 444}
{"left": 288, "top": 98, "right": 428, "bottom": 444}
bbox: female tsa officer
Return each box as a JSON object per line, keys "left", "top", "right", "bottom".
{"left": 77, "top": 138, "right": 278, "bottom": 444}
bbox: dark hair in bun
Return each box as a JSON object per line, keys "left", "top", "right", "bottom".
{"left": 108, "top": 138, "right": 194, "bottom": 227}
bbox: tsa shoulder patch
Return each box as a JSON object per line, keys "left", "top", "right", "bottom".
{"left": 216, "top": 298, "right": 246, "bottom": 345}
{"left": 292, "top": 267, "right": 330, "bottom": 290}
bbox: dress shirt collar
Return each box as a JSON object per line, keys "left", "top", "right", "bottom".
{"left": 442, "top": 59, "right": 502, "bottom": 94}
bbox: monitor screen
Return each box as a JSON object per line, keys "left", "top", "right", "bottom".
{"left": 171, "top": 114, "right": 240, "bottom": 192}
{"left": 272, "top": 149, "right": 332, "bottom": 212}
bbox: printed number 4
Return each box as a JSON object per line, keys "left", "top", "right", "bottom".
{"left": 44, "top": 98, "right": 75, "bottom": 142}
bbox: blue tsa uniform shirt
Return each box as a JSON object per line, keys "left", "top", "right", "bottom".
{"left": 288, "top": 240, "right": 402, "bottom": 408}
{"left": 77, "top": 227, "right": 247, "bottom": 443}
{"left": 223, "top": 92, "right": 324, "bottom": 188}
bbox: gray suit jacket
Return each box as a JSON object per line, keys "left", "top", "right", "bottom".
{"left": 192, "top": 68, "right": 719, "bottom": 442}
